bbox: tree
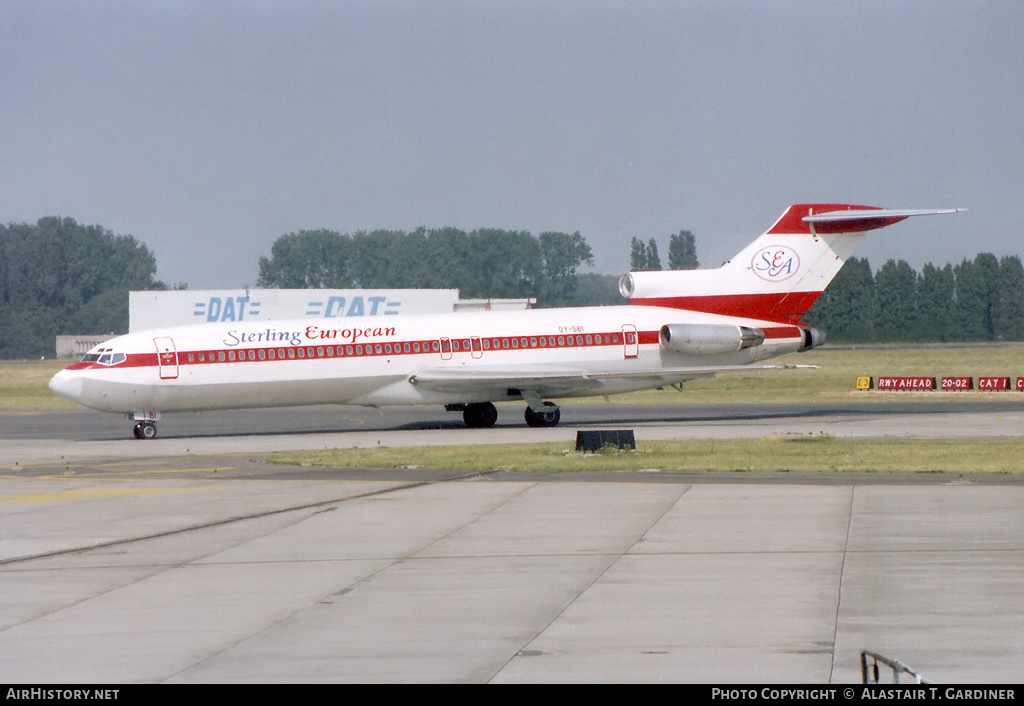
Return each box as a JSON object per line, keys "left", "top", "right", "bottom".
{"left": 419, "top": 227, "right": 472, "bottom": 290}
{"left": 645, "top": 238, "right": 662, "bottom": 271}
{"left": 629, "top": 237, "right": 647, "bottom": 271}
{"left": 874, "top": 259, "right": 918, "bottom": 342}
{"left": 804, "top": 257, "right": 875, "bottom": 342}
{"left": 569, "top": 273, "right": 624, "bottom": 306}
{"left": 0, "top": 217, "right": 164, "bottom": 358}
{"left": 668, "top": 230, "right": 699, "bottom": 270}
{"left": 996, "top": 255, "right": 1024, "bottom": 341}
{"left": 953, "top": 254, "right": 999, "bottom": 341}
{"left": 916, "top": 263, "right": 955, "bottom": 341}
{"left": 256, "top": 225, "right": 595, "bottom": 306}
{"left": 537, "top": 231, "right": 593, "bottom": 306}
{"left": 257, "top": 229, "right": 352, "bottom": 288}
{"left": 349, "top": 229, "right": 412, "bottom": 288}
{"left": 465, "top": 229, "right": 541, "bottom": 299}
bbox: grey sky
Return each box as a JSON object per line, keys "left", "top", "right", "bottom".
{"left": 3, "top": 1, "right": 1021, "bottom": 289}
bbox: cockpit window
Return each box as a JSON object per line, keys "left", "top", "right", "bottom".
{"left": 80, "top": 348, "right": 125, "bottom": 366}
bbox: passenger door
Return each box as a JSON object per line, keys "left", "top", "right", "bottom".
{"left": 154, "top": 337, "right": 179, "bottom": 379}
{"left": 622, "top": 325, "right": 639, "bottom": 359}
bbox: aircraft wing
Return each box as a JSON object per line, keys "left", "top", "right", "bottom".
{"left": 408, "top": 363, "right": 812, "bottom": 398}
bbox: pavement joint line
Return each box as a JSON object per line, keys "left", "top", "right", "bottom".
{"left": 0, "top": 469, "right": 496, "bottom": 568}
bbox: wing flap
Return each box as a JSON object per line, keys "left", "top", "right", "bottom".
{"left": 408, "top": 364, "right": 813, "bottom": 397}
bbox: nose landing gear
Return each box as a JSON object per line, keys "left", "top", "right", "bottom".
{"left": 133, "top": 421, "right": 157, "bottom": 439}
{"left": 130, "top": 412, "right": 160, "bottom": 440}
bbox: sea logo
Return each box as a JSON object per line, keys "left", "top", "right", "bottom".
{"left": 751, "top": 246, "right": 800, "bottom": 282}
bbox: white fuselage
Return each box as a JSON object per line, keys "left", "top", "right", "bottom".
{"left": 49, "top": 303, "right": 806, "bottom": 416}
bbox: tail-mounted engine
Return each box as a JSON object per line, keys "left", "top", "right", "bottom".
{"left": 797, "top": 326, "right": 824, "bottom": 352}
{"left": 659, "top": 324, "right": 765, "bottom": 355}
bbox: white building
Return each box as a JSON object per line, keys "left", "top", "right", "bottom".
{"left": 128, "top": 288, "right": 462, "bottom": 332}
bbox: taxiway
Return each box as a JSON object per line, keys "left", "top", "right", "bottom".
{"left": 2, "top": 401, "right": 1023, "bottom": 683}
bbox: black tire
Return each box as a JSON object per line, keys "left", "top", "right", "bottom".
{"left": 524, "top": 401, "right": 560, "bottom": 428}
{"left": 463, "top": 402, "right": 498, "bottom": 428}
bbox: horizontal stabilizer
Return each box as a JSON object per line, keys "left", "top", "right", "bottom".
{"left": 798, "top": 207, "right": 965, "bottom": 234}
{"left": 804, "top": 208, "right": 964, "bottom": 222}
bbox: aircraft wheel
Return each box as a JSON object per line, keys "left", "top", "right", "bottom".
{"left": 524, "top": 401, "right": 560, "bottom": 428}
{"left": 463, "top": 402, "right": 498, "bottom": 428}
{"left": 134, "top": 422, "right": 157, "bottom": 440}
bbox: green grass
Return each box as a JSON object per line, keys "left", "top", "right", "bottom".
{"left": 0, "top": 359, "right": 77, "bottom": 409}
{"left": 591, "top": 343, "right": 1024, "bottom": 405}
{"left": 271, "top": 437, "right": 1024, "bottom": 474}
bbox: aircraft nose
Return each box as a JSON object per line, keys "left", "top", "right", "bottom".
{"left": 49, "top": 369, "right": 83, "bottom": 403}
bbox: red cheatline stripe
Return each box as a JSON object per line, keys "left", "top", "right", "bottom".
{"left": 67, "top": 326, "right": 804, "bottom": 372}
{"left": 628, "top": 292, "right": 822, "bottom": 324}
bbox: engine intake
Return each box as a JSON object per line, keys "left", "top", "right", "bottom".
{"left": 659, "top": 324, "right": 765, "bottom": 355}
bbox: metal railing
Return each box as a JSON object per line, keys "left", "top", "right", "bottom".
{"left": 861, "top": 651, "right": 933, "bottom": 684}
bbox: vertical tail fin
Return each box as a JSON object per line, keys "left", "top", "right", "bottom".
{"left": 620, "top": 204, "right": 962, "bottom": 324}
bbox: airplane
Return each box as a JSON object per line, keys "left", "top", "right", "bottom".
{"left": 49, "top": 204, "right": 961, "bottom": 439}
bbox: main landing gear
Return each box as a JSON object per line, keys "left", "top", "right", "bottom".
{"left": 524, "top": 401, "right": 560, "bottom": 428}
{"left": 462, "top": 402, "right": 499, "bottom": 428}
{"left": 449, "top": 400, "right": 562, "bottom": 428}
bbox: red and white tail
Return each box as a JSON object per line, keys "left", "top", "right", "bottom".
{"left": 620, "top": 204, "right": 963, "bottom": 325}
